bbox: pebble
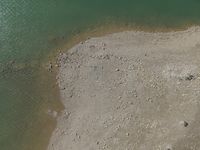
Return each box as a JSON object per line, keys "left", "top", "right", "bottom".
{"left": 180, "top": 121, "right": 189, "bottom": 127}
{"left": 47, "top": 62, "right": 53, "bottom": 72}
{"left": 65, "top": 111, "right": 69, "bottom": 115}
{"left": 52, "top": 111, "right": 58, "bottom": 118}
{"left": 185, "top": 74, "right": 195, "bottom": 81}
{"left": 118, "top": 56, "right": 123, "bottom": 60}
{"left": 103, "top": 54, "right": 110, "bottom": 60}
{"left": 166, "top": 144, "right": 172, "bottom": 150}
{"left": 118, "top": 96, "right": 122, "bottom": 99}
{"left": 126, "top": 133, "right": 130, "bottom": 136}
{"left": 129, "top": 101, "right": 133, "bottom": 105}
{"left": 61, "top": 87, "right": 66, "bottom": 90}
{"left": 47, "top": 109, "right": 58, "bottom": 118}
{"left": 89, "top": 45, "right": 95, "bottom": 49}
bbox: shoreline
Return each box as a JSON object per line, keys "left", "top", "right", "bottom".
{"left": 17, "top": 62, "right": 64, "bottom": 150}
{"left": 47, "top": 22, "right": 200, "bottom": 63}
{"left": 48, "top": 26, "right": 200, "bottom": 150}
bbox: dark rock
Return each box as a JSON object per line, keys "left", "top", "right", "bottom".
{"left": 185, "top": 74, "right": 195, "bottom": 81}
{"left": 183, "top": 121, "right": 189, "bottom": 127}
{"left": 47, "top": 62, "right": 53, "bottom": 72}
{"left": 89, "top": 45, "right": 95, "bottom": 49}
{"left": 180, "top": 121, "right": 189, "bottom": 127}
{"left": 115, "top": 68, "right": 120, "bottom": 72}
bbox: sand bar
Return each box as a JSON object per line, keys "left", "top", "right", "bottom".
{"left": 48, "top": 26, "right": 200, "bottom": 150}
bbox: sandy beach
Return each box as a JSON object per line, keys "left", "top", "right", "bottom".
{"left": 48, "top": 26, "right": 200, "bottom": 150}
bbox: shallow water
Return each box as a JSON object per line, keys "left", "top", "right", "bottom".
{"left": 1, "top": 0, "right": 200, "bottom": 150}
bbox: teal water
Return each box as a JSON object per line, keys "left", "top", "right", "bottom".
{"left": 1, "top": 0, "right": 200, "bottom": 150}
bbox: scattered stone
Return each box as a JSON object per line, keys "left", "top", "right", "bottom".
{"left": 115, "top": 68, "right": 120, "bottom": 71}
{"left": 129, "top": 101, "right": 133, "bottom": 105}
{"left": 89, "top": 45, "right": 95, "bottom": 49}
{"left": 47, "top": 109, "right": 58, "bottom": 118}
{"left": 103, "top": 54, "right": 110, "bottom": 60}
{"left": 118, "top": 56, "right": 123, "bottom": 60}
{"left": 52, "top": 111, "right": 58, "bottom": 118}
{"left": 147, "top": 97, "right": 153, "bottom": 103}
{"left": 61, "top": 87, "right": 66, "bottom": 90}
{"left": 47, "top": 62, "right": 53, "bottom": 72}
{"left": 61, "top": 130, "right": 67, "bottom": 135}
{"left": 185, "top": 74, "right": 195, "bottom": 81}
{"left": 166, "top": 144, "right": 172, "bottom": 150}
{"left": 64, "top": 111, "right": 71, "bottom": 117}
{"left": 180, "top": 121, "right": 189, "bottom": 127}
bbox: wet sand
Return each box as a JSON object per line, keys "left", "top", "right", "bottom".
{"left": 49, "top": 26, "right": 200, "bottom": 150}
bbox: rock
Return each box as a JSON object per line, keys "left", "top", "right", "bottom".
{"left": 61, "top": 87, "right": 66, "bottom": 90}
{"left": 47, "top": 109, "right": 58, "bottom": 118}
{"left": 52, "top": 111, "right": 58, "bottom": 118}
{"left": 118, "top": 56, "right": 123, "bottom": 60}
{"left": 185, "top": 74, "right": 195, "bottom": 81}
{"left": 47, "top": 62, "right": 53, "bottom": 72}
{"left": 115, "top": 68, "right": 120, "bottom": 72}
{"left": 103, "top": 54, "right": 110, "bottom": 60}
{"left": 166, "top": 144, "right": 172, "bottom": 150}
{"left": 89, "top": 45, "right": 95, "bottom": 49}
{"left": 180, "top": 121, "right": 189, "bottom": 127}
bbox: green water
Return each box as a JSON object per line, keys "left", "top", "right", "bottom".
{"left": 1, "top": 0, "right": 200, "bottom": 150}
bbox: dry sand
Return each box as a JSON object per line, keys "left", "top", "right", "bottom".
{"left": 48, "top": 26, "right": 200, "bottom": 150}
